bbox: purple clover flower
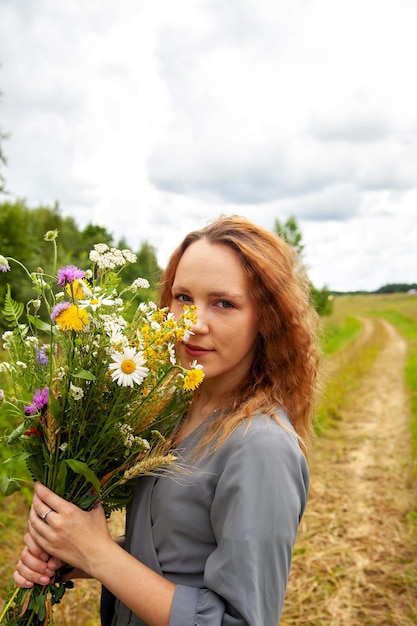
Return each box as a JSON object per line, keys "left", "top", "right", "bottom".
{"left": 24, "top": 405, "right": 38, "bottom": 416}
{"left": 51, "top": 301, "right": 71, "bottom": 321}
{"left": 57, "top": 265, "right": 85, "bottom": 286}
{"left": 24, "top": 387, "right": 49, "bottom": 416}
{"left": 33, "top": 387, "right": 49, "bottom": 409}
{"left": 36, "top": 347, "right": 48, "bottom": 366}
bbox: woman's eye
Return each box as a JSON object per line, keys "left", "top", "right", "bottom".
{"left": 217, "top": 300, "right": 234, "bottom": 309}
{"left": 174, "top": 293, "right": 192, "bottom": 303}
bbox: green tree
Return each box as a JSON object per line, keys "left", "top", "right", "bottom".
{"left": 274, "top": 216, "right": 304, "bottom": 257}
{"left": 0, "top": 201, "right": 163, "bottom": 331}
{"left": 0, "top": 200, "right": 39, "bottom": 310}
{"left": 310, "top": 285, "right": 334, "bottom": 316}
{"left": 273, "top": 216, "right": 333, "bottom": 316}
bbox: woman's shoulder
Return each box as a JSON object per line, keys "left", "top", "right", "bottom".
{"left": 216, "top": 409, "right": 310, "bottom": 495}
{"left": 228, "top": 408, "right": 303, "bottom": 457}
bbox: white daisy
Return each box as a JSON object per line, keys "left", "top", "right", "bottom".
{"left": 109, "top": 347, "right": 149, "bottom": 387}
{"left": 108, "top": 328, "right": 129, "bottom": 351}
{"left": 78, "top": 296, "right": 115, "bottom": 311}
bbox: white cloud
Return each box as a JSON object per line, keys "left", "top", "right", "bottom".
{"left": 0, "top": 0, "right": 416, "bottom": 291}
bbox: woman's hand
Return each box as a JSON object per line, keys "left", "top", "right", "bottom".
{"left": 13, "top": 531, "right": 64, "bottom": 588}
{"left": 26, "top": 482, "right": 114, "bottom": 579}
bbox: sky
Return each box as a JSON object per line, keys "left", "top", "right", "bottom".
{"left": 0, "top": 0, "right": 416, "bottom": 292}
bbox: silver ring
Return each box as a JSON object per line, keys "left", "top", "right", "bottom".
{"left": 40, "top": 509, "right": 52, "bottom": 521}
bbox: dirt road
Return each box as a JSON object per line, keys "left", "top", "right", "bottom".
{"left": 281, "top": 317, "right": 417, "bottom": 625}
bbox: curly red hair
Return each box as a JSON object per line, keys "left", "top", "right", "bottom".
{"left": 159, "top": 215, "right": 321, "bottom": 458}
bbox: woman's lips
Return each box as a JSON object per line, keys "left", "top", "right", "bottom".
{"left": 184, "top": 344, "right": 211, "bottom": 357}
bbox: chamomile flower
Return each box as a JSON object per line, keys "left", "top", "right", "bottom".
{"left": 109, "top": 328, "right": 129, "bottom": 351}
{"left": 78, "top": 295, "right": 115, "bottom": 311}
{"left": 109, "top": 347, "right": 149, "bottom": 387}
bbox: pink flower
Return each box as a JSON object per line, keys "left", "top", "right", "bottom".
{"left": 57, "top": 265, "right": 85, "bottom": 286}
{"left": 24, "top": 387, "right": 49, "bottom": 415}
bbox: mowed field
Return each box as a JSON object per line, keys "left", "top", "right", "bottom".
{"left": 1, "top": 293, "right": 417, "bottom": 625}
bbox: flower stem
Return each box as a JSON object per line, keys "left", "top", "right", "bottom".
{"left": 0, "top": 586, "right": 19, "bottom": 622}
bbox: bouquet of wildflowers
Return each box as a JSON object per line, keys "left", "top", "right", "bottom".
{"left": 0, "top": 231, "right": 204, "bottom": 625}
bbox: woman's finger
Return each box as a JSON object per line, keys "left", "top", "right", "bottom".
{"left": 23, "top": 531, "right": 50, "bottom": 562}
{"left": 33, "top": 482, "right": 68, "bottom": 515}
{"left": 13, "top": 569, "right": 35, "bottom": 589}
{"left": 14, "top": 554, "right": 53, "bottom": 587}
{"left": 31, "top": 492, "right": 59, "bottom": 525}
{"left": 19, "top": 543, "right": 53, "bottom": 574}
{"left": 21, "top": 537, "right": 63, "bottom": 573}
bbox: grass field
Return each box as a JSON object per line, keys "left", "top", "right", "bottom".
{"left": 1, "top": 292, "right": 416, "bottom": 624}
{"left": 320, "top": 293, "right": 417, "bottom": 461}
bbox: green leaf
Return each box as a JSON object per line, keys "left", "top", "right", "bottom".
{"left": 48, "top": 391, "right": 61, "bottom": 416}
{"left": 3, "top": 451, "right": 33, "bottom": 464}
{"left": 26, "top": 451, "right": 45, "bottom": 482}
{"left": 36, "top": 592, "right": 46, "bottom": 621}
{"left": 27, "top": 313, "right": 52, "bottom": 333}
{"left": 54, "top": 460, "right": 68, "bottom": 496}
{"left": 65, "top": 459, "right": 100, "bottom": 493}
{"left": 72, "top": 369, "right": 97, "bottom": 381}
{"left": 76, "top": 492, "right": 99, "bottom": 511}
{"left": 2, "top": 284, "right": 24, "bottom": 327}
{"left": 6, "top": 422, "right": 26, "bottom": 444}
{"left": 1, "top": 475, "right": 21, "bottom": 496}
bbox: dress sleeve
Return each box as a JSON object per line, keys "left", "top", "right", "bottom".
{"left": 169, "top": 419, "right": 310, "bottom": 626}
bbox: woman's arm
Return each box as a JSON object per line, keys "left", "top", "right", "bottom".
{"left": 17, "top": 483, "right": 176, "bottom": 626}
{"left": 169, "top": 418, "right": 309, "bottom": 626}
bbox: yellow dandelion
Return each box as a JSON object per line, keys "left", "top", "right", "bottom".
{"left": 66, "top": 278, "right": 91, "bottom": 300}
{"left": 55, "top": 304, "right": 89, "bottom": 331}
{"left": 183, "top": 366, "right": 205, "bottom": 391}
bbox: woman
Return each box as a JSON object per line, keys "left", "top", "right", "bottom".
{"left": 13, "top": 215, "right": 320, "bottom": 625}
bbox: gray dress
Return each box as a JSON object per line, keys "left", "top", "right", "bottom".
{"left": 110, "top": 410, "right": 309, "bottom": 626}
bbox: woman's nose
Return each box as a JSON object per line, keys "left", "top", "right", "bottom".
{"left": 190, "top": 310, "right": 209, "bottom": 334}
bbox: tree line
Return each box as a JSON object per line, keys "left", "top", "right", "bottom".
{"left": 0, "top": 200, "right": 161, "bottom": 333}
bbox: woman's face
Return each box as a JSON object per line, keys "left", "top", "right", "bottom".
{"left": 170, "top": 239, "right": 259, "bottom": 390}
